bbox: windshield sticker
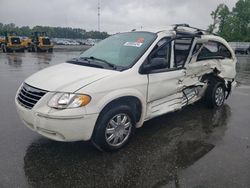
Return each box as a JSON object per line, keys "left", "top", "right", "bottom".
{"left": 136, "top": 38, "right": 145, "bottom": 43}
{"left": 124, "top": 42, "right": 143, "bottom": 47}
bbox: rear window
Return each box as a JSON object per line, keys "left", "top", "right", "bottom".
{"left": 11, "top": 37, "right": 21, "bottom": 44}
{"left": 42, "top": 38, "right": 51, "bottom": 45}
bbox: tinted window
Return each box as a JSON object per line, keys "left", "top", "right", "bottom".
{"left": 150, "top": 38, "right": 171, "bottom": 69}
{"left": 218, "top": 44, "right": 232, "bottom": 58}
{"left": 197, "top": 41, "right": 232, "bottom": 61}
{"left": 11, "top": 37, "right": 21, "bottom": 44}
{"left": 174, "top": 38, "right": 193, "bottom": 68}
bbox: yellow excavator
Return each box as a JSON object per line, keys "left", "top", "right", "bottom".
{"left": 29, "top": 32, "right": 53, "bottom": 52}
{"left": 1, "top": 32, "right": 25, "bottom": 53}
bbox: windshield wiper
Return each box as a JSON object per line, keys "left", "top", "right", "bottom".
{"left": 67, "top": 58, "right": 104, "bottom": 68}
{"left": 80, "top": 56, "right": 116, "bottom": 70}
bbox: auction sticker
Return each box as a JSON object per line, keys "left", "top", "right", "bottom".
{"left": 124, "top": 42, "right": 143, "bottom": 47}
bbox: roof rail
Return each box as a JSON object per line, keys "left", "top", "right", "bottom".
{"left": 172, "top": 24, "right": 217, "bottom": 36}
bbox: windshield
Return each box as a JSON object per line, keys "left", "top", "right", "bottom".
{"left": 79, "top": 32, "right": 156, "bottom": 69}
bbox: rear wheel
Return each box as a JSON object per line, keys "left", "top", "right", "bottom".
{"left": 92, "top": 105, "right": 135, "bottom": 151}
{"left": 206, "top": 81, "right": 225, "bottom": 108}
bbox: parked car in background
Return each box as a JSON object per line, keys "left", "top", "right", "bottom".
{"left": 15, "top": 24, "right": 236, "bottom": 151}
{"left": 68, "top": 40, "right": 80, "bottom": 45}
{"left": 85, "top": 39, "right": 95, "bottom": 46}
{"left": 234, "top": 43, "right": 250, "bottom": 54}
{"left": 53, "top": 38, "right": 81, "bottom": 45}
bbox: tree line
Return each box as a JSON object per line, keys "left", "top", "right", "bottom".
{"left": 0, "top": 23, "right": 109, "bottom": 39}
{"left": 208, "top": 0, "right": 250, "bottom": 42}
{"left": 1, "top": 0, "right": 249, "bottom": 42}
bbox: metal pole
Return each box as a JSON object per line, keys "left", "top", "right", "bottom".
{"left": 98, "top": 0, "right": 100, "bottom": 32}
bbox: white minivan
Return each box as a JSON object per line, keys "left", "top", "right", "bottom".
{"left": 15, "top": 25, "right": 237, "bottom": 151}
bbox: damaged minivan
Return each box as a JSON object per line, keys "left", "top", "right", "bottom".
{"left": 15, "top": 24, "right": 236, "bottom": 151}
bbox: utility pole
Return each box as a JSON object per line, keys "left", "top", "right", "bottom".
{"left": 98, "top": 0, "right": 100, "bottom": 32}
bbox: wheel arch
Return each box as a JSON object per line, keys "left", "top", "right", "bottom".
{"left": 201, "top": 72, "right": 234, "bottom": 99}
{"left": 98, "top": 95, "right": 144, "bottom": 124}
{"left": 201, "top": 72, "right": 226, "bottom": 86}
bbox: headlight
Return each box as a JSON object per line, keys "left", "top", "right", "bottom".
{"left": 48, "top": 93, "right": 91, "bottom": 109}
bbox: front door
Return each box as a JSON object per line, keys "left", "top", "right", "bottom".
{"left": 145, "top": 37, "right": 194, "bottom": 120}
{"left": 145, "top": 39, "right": 185, "bottom": 120}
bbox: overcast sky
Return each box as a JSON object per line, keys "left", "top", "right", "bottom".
{"left": 0, "top": 0, "right": 238, "bottom": 33}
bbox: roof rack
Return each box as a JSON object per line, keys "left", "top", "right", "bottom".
{"left": 172, "top": 24, "right": 217, "bottom": 36}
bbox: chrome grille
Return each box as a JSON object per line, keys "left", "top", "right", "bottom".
{"left": 17, "top": 83, "right": 47, "bottom": 109}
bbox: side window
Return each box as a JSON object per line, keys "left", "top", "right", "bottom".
{"left": 197, "top": 42, "right": 218, "bottom": 61}
{"left": 150, "top": 38, "right": 171, "bottom": 69}
{"left": 197, "top": 41, "right": 232, "bottom": 61}
{"left": 218, "top": 44, "right": 232, "bottom": 59}
{"left": 174, "top": 38, "right": 193, "bottom": 68}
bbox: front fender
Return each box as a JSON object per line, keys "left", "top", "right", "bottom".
{"left": 86, "top": 88, "right": 147, "bottom": 128}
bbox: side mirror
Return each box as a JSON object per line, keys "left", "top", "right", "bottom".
{"left": 140, "top": 58, "right": 167, "bottom": 74}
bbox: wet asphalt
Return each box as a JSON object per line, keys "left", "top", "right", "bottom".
{"left": 0, "top": 52, "right": 250, "bottom": 188}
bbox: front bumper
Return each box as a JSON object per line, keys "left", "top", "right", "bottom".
{"left": 38, "top": 45, "right": 53, "bottom": 50}
{"left": 7, "top": 45, "right": 24, "bottom": 50}
{"left": 15, "top": 99, "right": 98, "bottom": 142}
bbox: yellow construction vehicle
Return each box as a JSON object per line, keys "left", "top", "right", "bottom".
{"left": 21, "top": 36, "right": 32, "bottom": 50}
{"left": 30, "top": 32, "right": 53, "bottom": 52}
{"left": 1, "top": 32, "right": 25, "bottom": 53}
{"left": 0, "top": 35, "right": 5, "bottom": 45}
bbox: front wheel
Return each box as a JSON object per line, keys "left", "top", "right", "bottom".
{"left": 92, "top": 105, "right": 135, "bottom": 151}
{"left": 206, "top": 81, "right": 225, "bottom": 108}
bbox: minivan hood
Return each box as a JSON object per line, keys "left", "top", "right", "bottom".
{"left": 25, "top": 63, "right": 115, "bottom": 92}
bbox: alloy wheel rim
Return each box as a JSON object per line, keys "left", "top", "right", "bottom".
{"left": 215, "top": 87, "right": 224, "bottom": 106}
{"left": 105, "top": 113, "right": 132, "bottom": 147}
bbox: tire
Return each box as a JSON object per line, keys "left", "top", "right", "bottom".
{"left": 48, "top": 48, "right": 53, "bottom": 53}
{"left": 6, "top": 48, "right": 13, "bottom": 53}
{"left": 92, "top": 105, "right": 135, "bottom": 151}
{"left": 206, "top": 80, "right": 225, "bottom": 108}
{"left": 2, "top": 45, "right": 6, "bottom": 53}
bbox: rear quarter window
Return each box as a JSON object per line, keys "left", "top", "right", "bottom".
{"left": 197, "top": 41, "right": 232, "bottom": 61}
